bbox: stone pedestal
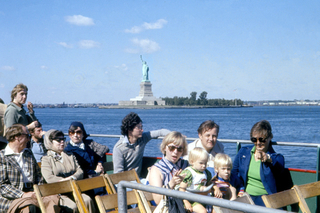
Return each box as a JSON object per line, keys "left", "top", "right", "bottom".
{"left": 119, "top": 81, "right": 165, "bottom": 106}
{"left": 138, "top": 82, "right": 153, "bottom": 97}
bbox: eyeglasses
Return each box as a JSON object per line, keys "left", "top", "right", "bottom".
{"left": 134, "top": 125, "right": 143, "bottom": 130}
{"left": 71, "top": 130, "right": 83, "bottom": 135}
{"left": 251, "top": 137, "right": 267, "bottom": 143}
{"left": 167, "top": 145, "right": 184, "bottom": 152}
{"left": 21, "top": 133, "right": 31, "bottom": 140}
{"left": 53, "top": 137, "right": 66, "bottom": 143}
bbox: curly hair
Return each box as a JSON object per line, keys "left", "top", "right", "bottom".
{"left": 121, "top": 112, "right": 142, "bottom": 136}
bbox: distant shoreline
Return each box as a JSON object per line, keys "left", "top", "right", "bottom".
{"left": 98, "top": 105, "right": 253, "bottom": 109}
{"left": 32, "top": 104, "right": 320, "bottom": 109}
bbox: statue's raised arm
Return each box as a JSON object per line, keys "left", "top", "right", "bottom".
{"left": 140, "top": 55, "right": 149, "bottom": 82}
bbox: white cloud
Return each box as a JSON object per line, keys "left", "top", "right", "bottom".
{"left": 78, "top": 40, "right": 101, "bottom": 49}
{"left": 114, "top": 64, "right": 128, "bottom": 71}
{"left": 131, "top": 38, "right": 160, "bottom": 53}
{"left": 125, "top": 26, "right": 143, "bottom": 34}
{"left": 40, "top": 65, "right": 49, "bottom": 70}
{"left": 125, "top": 19, "right": 167, "bottom": 34}
{"left": 58, "top": 42, "right": 73, "bottom": 48}
{"left": 65, "top": 15, "right": 95, "bottom": 26}
{"left": 1, "top": 66, "right": 15, "bottom": 71}
{"left": 142, "top": 19, "right": 167, "bottom": 30}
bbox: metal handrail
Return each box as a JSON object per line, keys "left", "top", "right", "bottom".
{"left": 87, "top": 134, "right": 320, "bottom": 178}
{"left": 88, "top": 133, "right": 320, "bottom": 174}
{"left": 117, "top": 181, "right": 291, "bottom": 213}
{"left": 87, "top": 134, "right": 320, "bottom": 148}
{"left": 84, "top": 133, "right": 320, "bottom": 211}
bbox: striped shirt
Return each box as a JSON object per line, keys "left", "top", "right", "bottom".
{"left": 153, "top": 155, "right": 189, "bottom": 186}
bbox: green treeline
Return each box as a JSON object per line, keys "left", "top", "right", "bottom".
{"left": 162, "top": 91, "right": 243, "bottom": 106}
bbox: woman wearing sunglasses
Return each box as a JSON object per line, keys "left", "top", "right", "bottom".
{"left": 231, "top": 120, "right": 285, "bottom": 206}
{"left": 41, "top": 130, "right": 95, "bottom": 213}
{"left": 148, "top": 131, "right": 189, "bottom": 204}
{"left": 65, "top": 122, "right": 107, "bottom": 179}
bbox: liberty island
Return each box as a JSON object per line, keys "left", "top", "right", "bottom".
{"left": 118, "top": 56, "right": 165, "bottom": 106}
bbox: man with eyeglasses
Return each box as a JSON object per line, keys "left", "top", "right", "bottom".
{"left": 0, "top": 124, "right": 59, "bottom": 212}
{"left": 113, "top": 112, "right": 171, "bottom": 177}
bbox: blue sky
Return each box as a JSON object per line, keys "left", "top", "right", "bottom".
{"left": 0, "top": 1, "right": 319, "bottom": 104}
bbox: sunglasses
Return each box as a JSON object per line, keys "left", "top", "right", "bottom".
{"left": 251, "top": 137, "right": 267, "bottom": 143}
{"left": 53, "top": 137, "right": 66, "bottom": 143}
{"left": 167, "top": 145, "right": 184, "bottom": 152}
{"left": 71, "top": 130, "right": 83, "bottom": 135}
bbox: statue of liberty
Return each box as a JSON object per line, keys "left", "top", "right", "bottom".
{"left": 140, "top": 55, "right": 149, "bottom": 82}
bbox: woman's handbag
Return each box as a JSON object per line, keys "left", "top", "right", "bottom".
{"left": 153, "top": 194, "right": 168, "bottom": 213}
{"left": 153, "top": 194, "right": 186, "bottom": 213}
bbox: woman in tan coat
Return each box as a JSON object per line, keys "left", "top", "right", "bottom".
{"left": 41, "top": 129, "right": 95, "bottom": 213}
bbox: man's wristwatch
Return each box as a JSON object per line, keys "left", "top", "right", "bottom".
{"left": 266, "top": 154, "right": 271, "bottom": 161}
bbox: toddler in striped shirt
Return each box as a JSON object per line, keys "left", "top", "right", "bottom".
{"left": 212, "top": 153, "right": 240, "bottom": 200}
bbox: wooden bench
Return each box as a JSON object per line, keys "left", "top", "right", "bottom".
{"left": 292, "top": 181, "right": 320, "bottom": 213}
{"left": 105, "top": 170, "right": 154, "bottom": 212}
{"left": 262, "top": 188, "right": 299, "bottom": 210}
{"left": 34, "top": 180, "right": 82, "bottom": 213}
{"left": 95, "top": 190, "right": 146, "bottom": 213}
{"left": 214, "top": 192, "right": 254, "bottom": 213}
{"left": 71, "top": 175, "right": 109, "bottom": 213}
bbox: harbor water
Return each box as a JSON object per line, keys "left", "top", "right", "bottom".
{"left": 35, "top": 106, "right": 320, "bottom": 170}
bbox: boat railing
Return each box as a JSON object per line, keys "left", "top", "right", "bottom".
{"left": 117, "top": 181, "right": 291, "bottom": 213}
{"left": 85, "top": 134, "right": 320, "bottom": 212}
{"left": 88, "top": 133, "right": 320, "bottom": 148}
{"left": 87, "top": 134, "right": 320, "bottom": 178}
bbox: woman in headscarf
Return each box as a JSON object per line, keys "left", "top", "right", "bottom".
{"left": 41, "top": 129, "right": 95, "bottom": 213}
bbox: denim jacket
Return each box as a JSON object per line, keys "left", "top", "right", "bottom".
{"left": 231, "top": 145, "right": 285, "bottom": 195}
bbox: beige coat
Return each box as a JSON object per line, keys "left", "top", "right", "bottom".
{"left": 41, "top": 151, "right": 83, "bottom": 182}
{"left": 41, "top": 151, "right": 95, "bottom": 213}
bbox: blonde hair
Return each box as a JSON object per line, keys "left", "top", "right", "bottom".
{"left": 214, "top": 153, "right": 232, "bottom": 170}
{"left": 188, "top": 147, "right": 209, "bottom": 164}
{"left": 160, "top": 131, "right": 188, "bottom": 156}
{"left": 11, "top": 83, "right": 28, "bottom": 102}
